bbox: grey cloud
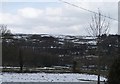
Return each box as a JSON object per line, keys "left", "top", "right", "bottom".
{"left": 2, "top": 2, "right": 118, "bottom": 35}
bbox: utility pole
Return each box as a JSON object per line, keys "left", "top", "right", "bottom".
{"left": 97, "top": 12, "right": 101, "bottom": 84}
{"left": 97, "top": 38, "right": 100, "bottom": 84}
{"left": 86, "top": 10, "right": 110, "bottom": 84}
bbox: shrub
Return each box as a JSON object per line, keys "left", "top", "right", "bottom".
{"left": 108, "top": 56, "right": 120, "bottom": 84}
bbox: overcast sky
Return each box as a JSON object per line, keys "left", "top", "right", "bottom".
{"left": 0, "top": 0, "right": 119, "bottom": 35}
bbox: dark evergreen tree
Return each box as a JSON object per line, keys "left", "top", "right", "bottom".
{"left": 108, "top": 56, "right": 120, "bottom": 84}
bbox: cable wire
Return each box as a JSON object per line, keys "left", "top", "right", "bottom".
{"left": 59, "top": 0, "right": 120, "bottom": 23}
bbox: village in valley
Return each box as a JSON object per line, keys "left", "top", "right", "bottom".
{"left": 0, "top": 0, "right": 120, "bottom": 84}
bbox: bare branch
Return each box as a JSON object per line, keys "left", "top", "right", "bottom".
{"left": 86, "top": 11, "right": 110, "bottom": 37}
{"left": 0, "top": 24, "right": 11, "bottom": 37}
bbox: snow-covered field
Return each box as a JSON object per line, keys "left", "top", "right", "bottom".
{"left": 0, "top": 73, "right": 107, "bottom": 82}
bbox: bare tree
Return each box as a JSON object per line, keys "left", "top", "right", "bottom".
{"left": 86, "top": 12, "right": 110, "bottom": 38}
{"left": 0, "top": 24, "right": 11, "bottom": 37}
{"left": 86, "top": 11, "right": 110, "bottom": 84}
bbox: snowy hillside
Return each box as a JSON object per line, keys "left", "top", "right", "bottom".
{"left": 12, "top": 34, "right": 97, "bottom": 45}
{"left": 0, "top": 73, "right": 106, "bottom": 82}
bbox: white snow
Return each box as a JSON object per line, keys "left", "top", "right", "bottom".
{"left": 0, "top": 73, "right": 107, "bottom": 82}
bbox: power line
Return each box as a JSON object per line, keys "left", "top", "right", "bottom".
{"left": 59, "top": 0, "right": 119, "bottom": 23}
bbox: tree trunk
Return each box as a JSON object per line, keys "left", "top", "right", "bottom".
{"left": 19, "top": 47, "right": 23, "bottom": 72}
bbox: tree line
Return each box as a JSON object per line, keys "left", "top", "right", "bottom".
{"left": 1, "top": 29, "right": 118, "bottom": 71}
